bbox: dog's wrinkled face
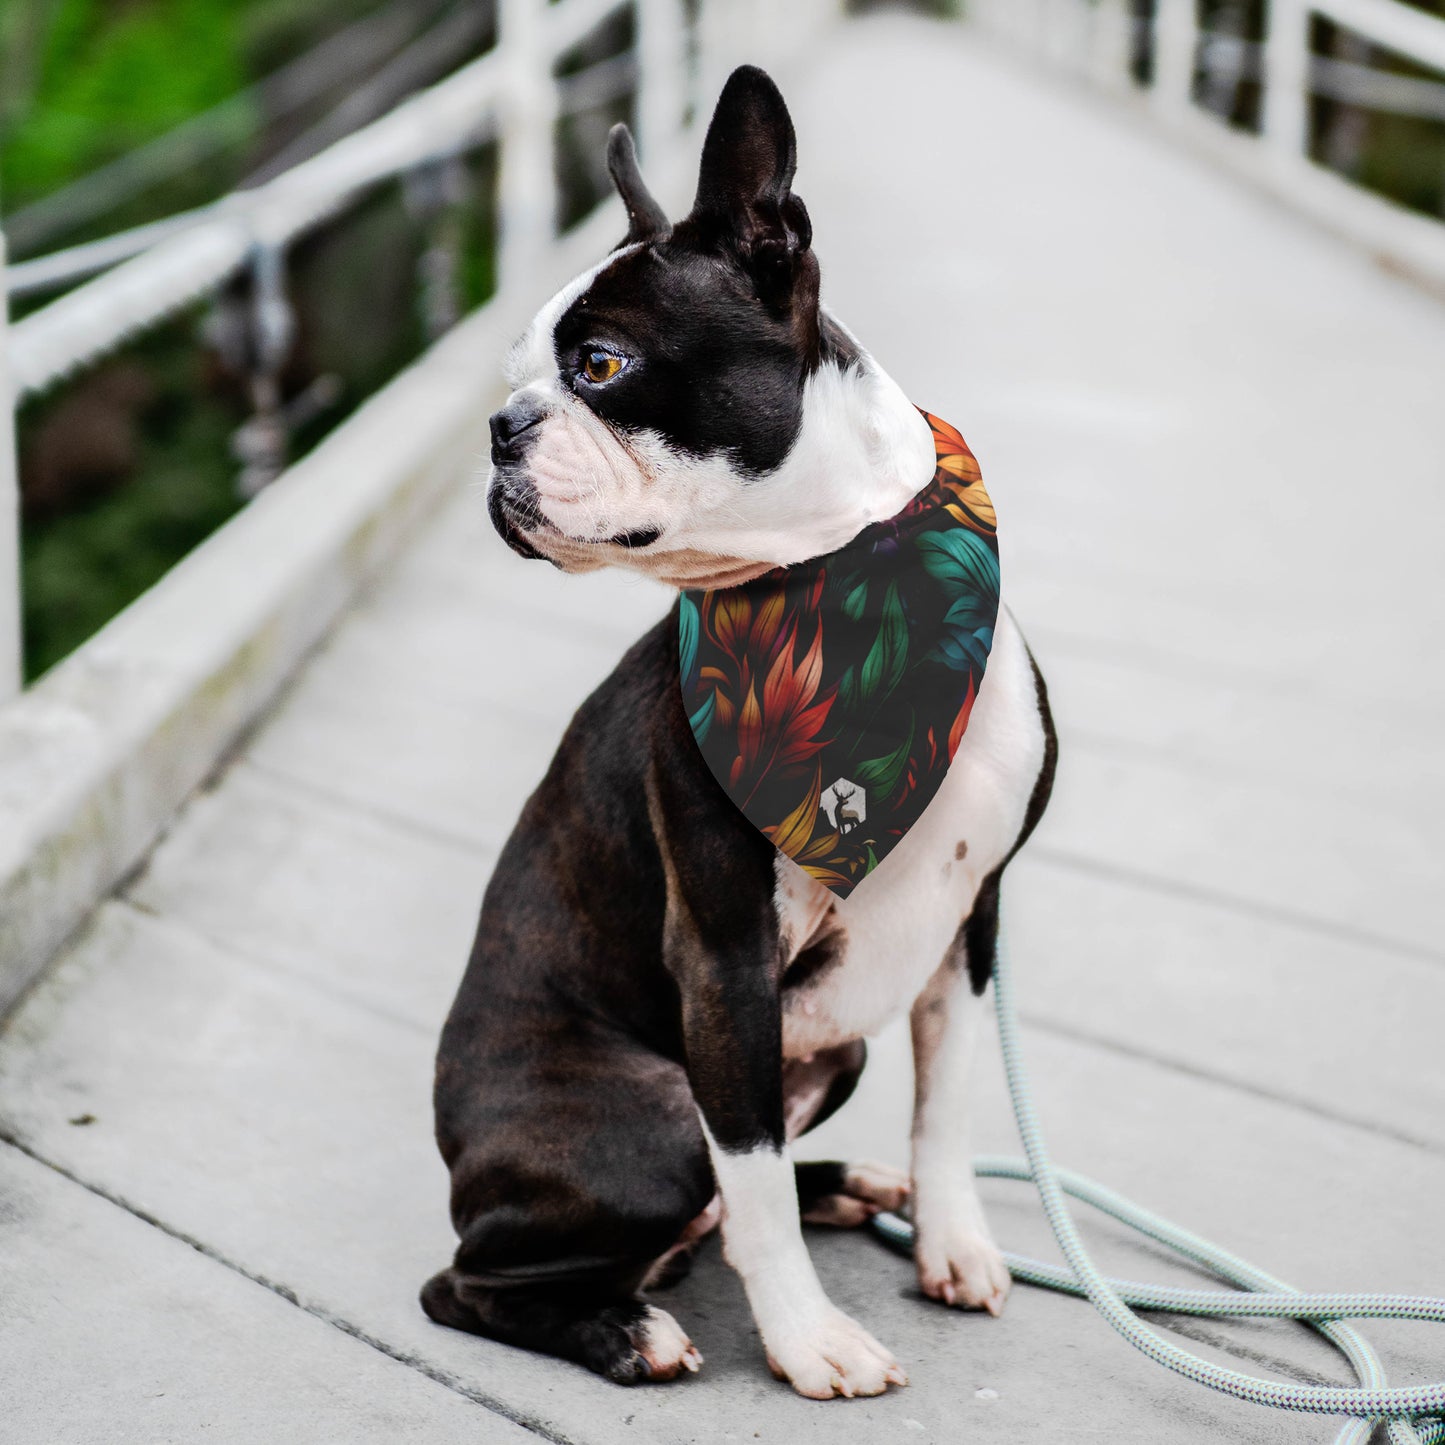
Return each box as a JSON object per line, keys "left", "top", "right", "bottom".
{"left": 488, "top": 65, "right": 933, "bottom": 587}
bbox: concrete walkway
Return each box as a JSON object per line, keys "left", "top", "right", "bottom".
{"left": 4, "top": 12, "right": 1444, "bottom": 1442}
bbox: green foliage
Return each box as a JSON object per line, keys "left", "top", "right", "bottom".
{"left": 19, "top": 312, "right": 247, "bottom": 678}
{"left": 0, "top": 0, "right": 393, "bottom": 216}
{"left": 1, "top": 0, "right": 247, "bottom": 210}
{"left": 5, "top": 2, "right": 499, "bottom": 680}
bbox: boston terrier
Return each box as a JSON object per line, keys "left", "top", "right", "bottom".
{"left": 422, "top": 65, "right": 1057, "bottom": 1399}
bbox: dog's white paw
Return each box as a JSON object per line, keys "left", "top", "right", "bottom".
{"left": 802, "top": 1159, "right": 911, "bottom": 1227}
{"left": 764, "top": 1306, "right": 908, "bottom": 1399}
{"left": 633, "top": 1305, "right": 703, "bottom": 1380}
{"left": 915, "top": 1223, "right": 1011, "bottom": 1316}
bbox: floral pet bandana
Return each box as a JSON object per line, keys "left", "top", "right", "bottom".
{"left": 678, "top": 411, "right": 1000, "bottom": 899}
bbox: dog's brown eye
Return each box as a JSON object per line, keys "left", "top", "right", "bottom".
{"left": 582, "top": 351, "right": 624, "bottom": 384}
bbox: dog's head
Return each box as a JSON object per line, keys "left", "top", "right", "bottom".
{"left": 488, "top": 65, "right": 933, "bottom": 587}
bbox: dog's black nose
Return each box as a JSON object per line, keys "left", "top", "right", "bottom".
{"left": 489, "top": 400, "right": 545, "bottom": 464}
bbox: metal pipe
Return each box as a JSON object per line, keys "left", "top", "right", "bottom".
{"left": 0, "top": 235, "right": 22, "bottom": 699}
{"left": 6, "top": 206, "right": 222, "bottom": 301}
{"left": 1152, "top": 0, "right": 1200, "bottom": 115}
{"left": 637, "top": 0, "right": 687, "bottom": 166}
{"left": 1315, "top": 0, "right": 1445, "bottom": 76}
{"left": 1263, "top": 0, "right": 1313, "bottom": 164}
{"left": 1, "top": 0, "right": 448, "bottom": 259}
{"left": 496, "top": 0, "right": 554, "bottom": 294}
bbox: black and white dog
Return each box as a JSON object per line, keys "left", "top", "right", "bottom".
{"left": 423, "top": 65, "right": 1056, "bottom": 1399}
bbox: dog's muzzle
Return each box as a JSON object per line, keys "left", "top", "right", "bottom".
{"left": 489, "top": 399, "right": 545, "bottom": 466}
{"left": 486, "top": 399, "right": 549, "bottom": 559}
{"left": 484, "top": 399, "right": 664, "bottom": 560}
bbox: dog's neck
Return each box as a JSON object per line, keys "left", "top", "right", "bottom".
{"left": 641, "top": 321, "right": 937, "bottom": 591}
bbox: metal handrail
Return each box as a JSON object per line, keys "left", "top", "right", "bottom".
{"left": 1191, "top": 33, "right": 1445, "bottom": 124}
{"left": 0, "top": 0, "right": 459, "bottom": 259}
{"left": 6, "top": 38, "right": 648, "bottom": 305}
{"left": 0, "top": 235, "right": 19, "bottom": 695}
{"left": 9, "top": 0, "right": 1434, "bottom": 706}
{"left": 0, "top": 0, "right": 704, "bottom": 700}
{"left": 964, "top": 0, "right": 1445, "bottom": 285}
{"left": 4, "top": 0, "right": 649, "bottom": 401}
{"left": 1318, "top": 0, "right": 1445, "bottom": 74}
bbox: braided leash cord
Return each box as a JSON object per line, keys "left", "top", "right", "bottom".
{"left": 869, "top": 918, "right": 1445, "bottom": 1445}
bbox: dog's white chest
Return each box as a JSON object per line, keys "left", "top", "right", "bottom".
{"left": 776, "top": 608, "right": 1044, "bottom": 1058}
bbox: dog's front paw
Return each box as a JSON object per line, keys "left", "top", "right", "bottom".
{"left": 763, "top": 1307, "right": 908, "bottom": 1399}
{"left": 599, "top": 1304, "right": 703, "bottom": 1384}
{"left": 915, "top": 1223, "right": 1011, "bottom": 1316}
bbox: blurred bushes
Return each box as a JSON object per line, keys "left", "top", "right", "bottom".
{"left": 1, "top": 0, "right": 246, "bottom": 212}
{"left": 0, "top": 0, "right": 401, "bottom": 221}
{"left": 5, "top": 0, "right": 500, "bottom": 679}
{"left": 18, "top": 316, "right": 248, "bottom": 677}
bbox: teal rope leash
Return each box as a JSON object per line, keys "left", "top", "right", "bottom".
{"left": 869, "top": 918, "right": 1445, "bottom": 1445}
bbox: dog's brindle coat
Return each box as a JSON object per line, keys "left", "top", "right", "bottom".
{"left": 424, "top": 67, "right": 1057, "bottom": 1398}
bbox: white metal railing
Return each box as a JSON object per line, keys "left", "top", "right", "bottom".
{"left": 14, "top": 0, "right": 1434, "bottom": 709}
{"left": 0, "top": 0, "right": 843, "bottom": 703}
{"left": 6, "top": 0, "right": 637, "bottom": 399}
{"left": 1, "top": 0, "right": 793, "bottom": 703}
{"left": 0, "top": 235, "right": 19, "bottom": 695}
{"left": 2, "top": 0, "right": 463, "bottom": 261}
{"left": 965, "top": 0, "right": 1445, "bottom": 288}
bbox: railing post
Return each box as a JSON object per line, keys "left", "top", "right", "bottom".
{"left": 1026, "top": 0, "right": 1053, "bottom": 56}
{"left": 0, "top": 234, "right": 22, "bottom": 700}
{"left": 406, "top": 153, "right": 469, "bottom": 340}
{"left": 496, "top": 0, "right": 554, "bottom": 292}
{"left": 1262, "top": 0, "right": 1312, "bottom": 166}
{"left": 1042, "top": 0, "right": 1090, "bottom": 73}
{"left": 636, "top": 0, "right": 688, "bottom": 166}
{"left": 696, "top": 0, "right": 742, "bottom": 112}
{"left": 787, "top": 0, "right": 844, "bottom": 57}
{"left": 1152, "top": 0, "right": 1199, "bottom": 114}
{"left": 232, "top": 242, "right": 297, "bottom": 499}
{"left": 1087, "top": 0, "right": 1137, "bottom": 89}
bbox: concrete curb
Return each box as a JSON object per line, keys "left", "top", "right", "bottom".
{"left": 0, "top": 204, "right": 621, "bottom": 1016}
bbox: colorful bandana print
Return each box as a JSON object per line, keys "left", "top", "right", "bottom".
{"left": 678, "top": 411, "right": 999, "bottom": 899}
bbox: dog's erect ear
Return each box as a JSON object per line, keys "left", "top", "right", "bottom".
{"left": 607, "top": 123, "right": 669, "bottom": 245}
{"left": 690, "top": 65, "right": 813, "bottom": 305}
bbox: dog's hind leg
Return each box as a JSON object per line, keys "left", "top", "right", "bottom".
{"left": 427, "top": 1026, "right": 715, "bottom": 1384}
{"left": 641, "top": 1193, "right": 722, "bottom": 1290}
{"left": 795, "top": 1160, "right": 910, "bottom": 1228}
{"left": 782, "top": 1040, "right": 910, "bottom": 1227}
{"left": 421, "top": 1267, "right": 701, "bottom": 1382}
